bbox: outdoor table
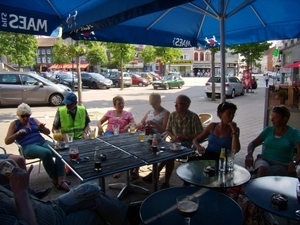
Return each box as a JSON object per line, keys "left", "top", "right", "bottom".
{"left": 245, "top": 176, "right": 300, "bottom": 223}
{"left": 100, "top": 132, "right": 194, "bottom": 192}
{"left": 49, "top": 138, "right": 146, "bottom": 196}
{"left": 176, "top": 160, "right": 251, "bottom": 189}
{"left": 140, "top": 186, "right": 244, "bottom": 225}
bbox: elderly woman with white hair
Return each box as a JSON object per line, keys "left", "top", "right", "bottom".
{"left": 4, "top": 103, "right": 70, "bottom": 192}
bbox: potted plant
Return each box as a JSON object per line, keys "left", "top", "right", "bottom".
{"left": 277, "top": 89, "right": 288, "bottom": 104}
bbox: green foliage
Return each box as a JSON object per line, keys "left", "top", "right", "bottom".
{"left": 141, "top": 46, "right": 156, "bottom": 65}
{"left": 0, "top": 31, "right": 38, "bottom": 71}
{"left": 228, "top": 42, "right": 272, "bottom": 69}
{"left": 86, "top": 44, "right": 108, "bottom": 66}
{"left": 52, "top": 40, "right": 71, "bottom": 65}
{"left": 106, "top": 43, "right": 135, "bottom": 66}
{"left": 155, "top": 47, "right": 182, "bottom": 63}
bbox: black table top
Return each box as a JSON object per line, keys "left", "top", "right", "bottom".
{"left": 140, "top": 186, "right": 244, "bottom": 225}
{"left": 176, "top": 160, "right": 251, "bottom": 189}
{"left": 245, "top": 176, "right": 300, "bottom": 221}
{"left": 100, "top": 132, "right": 194, "bottom": 164}
{"left": 49, "top": 138, "right": 145, "bottom": 182}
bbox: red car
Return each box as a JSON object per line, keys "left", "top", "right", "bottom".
{"left": 150, "top": 72, "right": 162, "bottom": 81}
{"left": 130, "top": 73, "right": 149, "bottom": 87}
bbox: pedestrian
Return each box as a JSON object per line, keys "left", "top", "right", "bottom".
{"left": 264, "top": 73, "right": 269, "bottom": 87}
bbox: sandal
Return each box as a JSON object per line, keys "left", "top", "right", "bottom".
{"left": 52, "top": 180, "right": 71, "bottom": 186}
{"left": 56, "top": 180, "right": 70, "bottom": 192}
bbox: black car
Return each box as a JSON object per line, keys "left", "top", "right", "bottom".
{"left": 50, "top": 72, "right": 78, "bottom": 89}
{"left": 81, "top": 72, "right": 113, "bottom": 89}
{"left": 104, "top": 71, "right": 132, "bottom": 88}
{"left": 251, "top": 75, "right": 258, "bottom": 89}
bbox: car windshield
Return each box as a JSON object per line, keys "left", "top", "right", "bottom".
{"left": 91, "top": 73, "right": 105, "bottom": 79}
{"left": 162, "top": 75, "right": 172, "bottom": 80}
{"left": 59, "top": 74, "right": 73, "bottom": 79}
{"left": 208, "top": 77, "right": 222, "bottom": 83}
{"left": 30, "top": 74, "right": 56, "bottom": 85}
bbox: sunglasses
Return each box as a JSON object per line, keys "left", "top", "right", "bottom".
{"left": 21, "top": 114, "right": 31, "bottom": 118}
{"left": 272, "top": 106, "right": 289, "bottom": 118}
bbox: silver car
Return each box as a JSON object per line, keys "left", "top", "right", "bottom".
{"left": 0, "top": 72, "right": 72, "bottom": 106}
{"left": 205, "top": 76, "right": 245, "bottom": 98}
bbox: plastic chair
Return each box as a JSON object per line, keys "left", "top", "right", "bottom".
{"left": 198, "top": 113, "right": 213, "bottom": 128}
{"left": 14, "top": 141, "right": 42, "bottom": 173}
{"left": 0, "top": 146, "right": 7, "bottom": 154}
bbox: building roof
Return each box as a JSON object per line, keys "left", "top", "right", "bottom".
{"left": 37, "top": 38, "right": 60, "bottom": 47}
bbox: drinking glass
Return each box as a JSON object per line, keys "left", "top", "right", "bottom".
{"left": 138, "top": 130, "right": 146, "bottom": 142}
{"left": 226, "top": 150, "right": 235, "bottom": 172}
{"left": 176, "top": 195, "right": 199, "bottom": 225}
{"left": 113, "top": 125, "right": 120, "bottom": 135}
{"left": 53, "top": 129, "right": 62, "bottom": 147}
{"left": 129, "top": 123, "right": 136, "bottom": 134}
{"left": 69, "top": 147, "right": 79, "bottom": 161}
{"left": 0, "top": 161, "right": 15, "bottom": 177}
{"left": 90, "top": 128, "right": 96, "bottom": 139}
{"left": 66, "top": 133, "right": 74, "bottom": 143}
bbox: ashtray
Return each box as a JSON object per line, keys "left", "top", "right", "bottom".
{"left": 204, "top": 166, "right": 216, "bottom": 177}
{"left": 271, "top": 193, "right": 288, "bottom": 210}
{"left": 54, "top": 142, "right": 69, "bottom": 150}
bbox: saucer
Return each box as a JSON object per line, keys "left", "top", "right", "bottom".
{"left": 170, "top": 146, "right": 186, "bottom": 152}
{"left": 54, "top": 143, "right": 69, "bottom": 150}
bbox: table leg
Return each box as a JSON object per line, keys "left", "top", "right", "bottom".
{"left": 152, "top": 163, "right": 158, "bottom": 192}
{"left": 108, "top": 170, "right": 149, "bottom": 200}
{"left": 98, "top": 177, "right": 106, "bottom": 194}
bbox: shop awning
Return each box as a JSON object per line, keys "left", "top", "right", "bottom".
{"left": 49, "top": 63, "right": 89, "bottom": 69}
{"left": 284, "top": 61, "right": 300, "bottom": 68}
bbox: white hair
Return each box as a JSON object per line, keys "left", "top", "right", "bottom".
{"left": 16, "top": 103, "right": 32, "bottom": 116}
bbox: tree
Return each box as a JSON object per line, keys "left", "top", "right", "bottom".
{"left": 0, "top": 32, "right": 38, "bottom": 71}
{"left": 155, "top": 47, "right": 182, "bottom": 76}
{"left": 86, "top": 43, "right": 108, "bottom": 72}
{"left": 141, "top": 46, "right": 156, "bottom": 71}
{"left": 228, "top": 42, "right": 272, "bottom": 71}
{"left": 52, "top": 40, "right": 71, "bottom": 67}
{"left": 105, "top": 43, "right": 135, "bottom": 89}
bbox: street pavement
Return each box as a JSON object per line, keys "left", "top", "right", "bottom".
{"left": 0, "top": 75, "right": 295, "bottom": 224}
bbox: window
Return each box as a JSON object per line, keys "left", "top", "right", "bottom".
{"left": 41, "top": 49, "right": 45, "bottom": 54}
{"left": 183, "top": 54, "right": 189, "bottom": 60}
{"left": 205, "top": 52, "right": 210, "bottom": 61}
{"left": 47, "top": 57, "right": 52, "bottom": 63}
{"left": 47, "top": 49, "right": 51, "bottom": 54}
{"left": 36, "top": 58, "right": 41, "bottom": 63}
{"left": 200, "top": 52, "right": 204, "bottom": 61}
{"left": 194, "top": 52, "right": 198, "bottom": 61}
{"left": 0, "top": 74, "right": 20, "bottom": 84}
{"left": 42, "top": 57, "right": 46, "bottom": 63}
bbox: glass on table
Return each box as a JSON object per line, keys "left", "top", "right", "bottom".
{"left": 94, "top": 147, "right": 102, "bottom": 171}
{"left": 53, "top": 129, "right": 62, "bottom": 147}
{"left": 226, "top": 149, "right": 235, "bottom": 172}
{"left": 138, "top": 130, "right": 146, "bottom": 142}
{"left": 89, "top": 128, "right": 96, "bottom": 139}
{"left": 176, "top": 195, "right": 199, "bottom": 225}
{"left": 69, "top": 147, "right": 79, "bottom": 161}
{"left": 0, "top": 161, "right": 15, "bottom": 177}
{"left": 113, "top": 125, "right": 120, "bottom": 135}
{"left": 129, "top": 123, "right": 136, "bottom": 134}
{"left": 66, "top": 133, "right": 74, "bottom": 143}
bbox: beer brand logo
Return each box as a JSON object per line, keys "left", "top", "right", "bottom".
{"left": 1, "top": 12, "right": 47, "bottom": 32}
{"left": 172, "top": 37, "right": 192, "bottom": 48}
{"left": 66, "top": 11, "right": 78, "bottom": 29}
{"left": 204, "top": 36, "right": 220, "bottom": 48}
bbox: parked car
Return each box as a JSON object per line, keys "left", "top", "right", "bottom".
{"left": 149, "top": 72, "right": 162, "bottom": 81}
{"left": 138, "top": 72, "right": 153, "bottom": 84}
{"left": 50, "top": 72, "right": 78, "bottom": 89}
{"left": 205, "top": 76, "right": 245, "bottom": 98}
{"left": 152, "top": 73, "right": 184, "bottom": 90}
{"left": 81, "top": 72, "right": 113, "bottom": 89}
{"left": 129, "top": 73, "right": 149, "bottom": 87}
{"left": 37, "top": 72, "right": 52, "bottom": 79}
{"left": 104, "top": 71, "right": 132, "bottom": 88}
{"left": 0, "top": 72, "right": 72, "bottom": 106}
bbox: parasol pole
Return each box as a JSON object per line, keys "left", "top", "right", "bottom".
{"left": 220, "top": 0, "right": 226, "bottom": 102}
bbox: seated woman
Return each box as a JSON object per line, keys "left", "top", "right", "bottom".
{"left": 192, "top": 102, "right": 241, "bottom": 160}
{"left": 97, "top": 96, "right": 136, "bottom": 178}
{"left": 4, "top": 103, "right": 70, "bottom": 192}
{"left": 132, "top": 93, "right": 170, "bottom": 180}
{"left": 97, "top": 96, "right": 136, "bottom": 136}
{"left": 245, "top": 105, "right": 300, "bottom": 177}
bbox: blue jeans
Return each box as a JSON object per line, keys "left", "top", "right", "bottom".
{"left": 23, "top": 140, "right": 65, "bottom": 179}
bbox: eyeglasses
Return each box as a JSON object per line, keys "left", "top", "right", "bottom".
{"left": 272, "top": 106, "right": 289, "bottom": 118}
{"left": 20, "top": 114, "right": 31, "bottom": 118}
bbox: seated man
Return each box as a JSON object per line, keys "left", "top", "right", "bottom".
{"left": 142, "top": 95, "right": 203, "bottom": 189}
{"left": 0, "top": 163, "right": 141, "bottom": 225}
{"left": 52, "top": 92, "right": 91, "bottom": 140}
{"left": 0, "top": 158, "right": 52, "bottom": 199}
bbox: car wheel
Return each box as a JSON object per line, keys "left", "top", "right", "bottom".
{"left": 154, "top": 87, "right": 158, "bottom": 90}
{"left": 252, "top": 85, "right": 257, "bottom": 89}
{"left": 138, "top": 82, "right": 143, "bottom": 87}
{"left": 164, "top": 84, "right": 170, "bottom": 90}
{"left": 206, "top": 93, "right": 212, "bottom": 97}
{"left": 49, "top": 94, "right": 63, "bottom": 106}
{"left": 115, "top": 81, "right": 120, "bottom": 88}
{"left": 230, "top": 89, "right": 235, "bottom": 98}
{"left": 178, "top": 84, "right": 182, "bottom": 89}
{"left": 91, "top": 82, "right": 98, "bottom": 89}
